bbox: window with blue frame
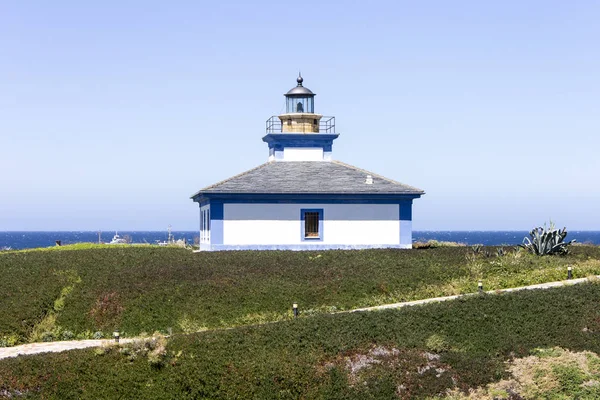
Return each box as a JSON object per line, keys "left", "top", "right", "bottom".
{"left": 301, "top": 209, "right": 323, "bottom": 241}
{"left": 200, "top": 208, "right": 210, "bottom": 242}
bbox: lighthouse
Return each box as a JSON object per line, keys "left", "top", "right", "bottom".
{"left": 191, "top": 76, "right": 424, "bottom": 251}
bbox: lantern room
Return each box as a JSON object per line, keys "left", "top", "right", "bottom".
{"left": 285, "top": 75, "right": 315, "bottom": 113}
{"left": 265, "top": 75, "right": 335, "bottom": 134}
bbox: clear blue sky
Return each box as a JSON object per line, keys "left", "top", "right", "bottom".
{"left": 1, "top": 1, "right": 598, "bottom": 231}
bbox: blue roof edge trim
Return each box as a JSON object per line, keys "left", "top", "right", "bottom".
{"left": 262, "top": 133, "right": 339, "bottom": 148}
{"left": 191, "top": 192, "right": 422, "bottom": 203}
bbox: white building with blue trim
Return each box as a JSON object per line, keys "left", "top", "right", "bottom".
{"left": 191, "top": 76, "right": 424, "bottom": 251}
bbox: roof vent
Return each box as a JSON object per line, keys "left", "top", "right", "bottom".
{"left": 365, "top": 175, "right": 373, "bottom": 184}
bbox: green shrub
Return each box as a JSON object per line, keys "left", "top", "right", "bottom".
{"left": 2, "top": 283, "right": 600, "bottom": 398}
{"left": 1, "top": 245, "right": 600, "bottom": 346}
{"left": 75, "top": 330, "right": 94, "bottom": 340}
{"left": 0, "top": 334, "right": 19, "bottom": 347}
{"left": 61, "top": 330, "right": 74, "bottom": 340}
{"left": 425, "top": 333, "right": 451, "bottom": 352}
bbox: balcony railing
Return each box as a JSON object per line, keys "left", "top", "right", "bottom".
{"left": 265, "top": 116, "right": 336, "bottom": 134}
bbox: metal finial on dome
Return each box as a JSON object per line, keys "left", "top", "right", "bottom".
{"left": 285, "top": 73, "right": 314, "bottom": 96}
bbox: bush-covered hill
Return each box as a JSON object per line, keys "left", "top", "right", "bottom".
{"left": 1, "top": 245, "right": 600, "bottom": 344}
{"left": 2, "top": 282, "right": 600, "bottom": 399}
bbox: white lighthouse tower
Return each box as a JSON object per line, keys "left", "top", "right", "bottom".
{"left": 264, "top": 74, "right": 338, "bottom": 162}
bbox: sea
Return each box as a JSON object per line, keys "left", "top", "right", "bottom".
{"left": 1, "top": 231, "right": 599, "bottom": 250}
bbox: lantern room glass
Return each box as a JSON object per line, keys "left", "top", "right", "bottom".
{"left": 286, "top": 96, "right": 314, "bottom": 113}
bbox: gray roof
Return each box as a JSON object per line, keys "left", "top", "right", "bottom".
{"left": 191, "top": 161, "right": 424, "bottom": 198}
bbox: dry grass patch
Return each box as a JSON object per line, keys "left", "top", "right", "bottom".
{"left": 440, "top": 347, "right": 600, "bottom": 399}
{"left": 319, "top": 345, "right": 457, "bottom": 398}
{"left": 414, "top": 240, "right": 467, "bottom": 249}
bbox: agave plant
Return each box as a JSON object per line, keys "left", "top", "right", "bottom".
{"left": 497, "top": 247, "right": 505, "bottom": 257}
{"left": 471, "top": 244, "right": 483, "bottom": 254}
{"left": 520, "top": 222, "right": 575, "bottom": 256}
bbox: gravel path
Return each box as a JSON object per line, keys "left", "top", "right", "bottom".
{"left": 1, "top": 275, "right": 597, "bottom": 361}
{"left": 0, "top": 338, "right": 137, "bottom": 360}
{"left": 351, "top": 275, "right": 598, "bottom": 312}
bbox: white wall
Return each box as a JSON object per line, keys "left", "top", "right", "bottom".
{"left": 282, "top": 147, "right": 324, "bottom": 161}
{"left": 223, "top": 203, "right": 400, "bottom": 245}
